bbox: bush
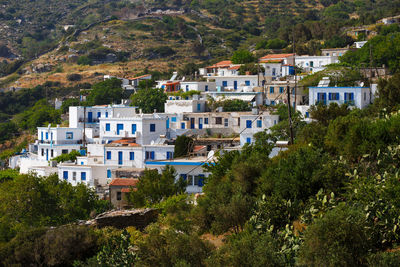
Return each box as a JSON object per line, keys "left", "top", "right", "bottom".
{"left": 77, "top": 56, "right": 92, "bottom": 65}
{"left": 67, "top": 73, "right": 82, "bottom": 81}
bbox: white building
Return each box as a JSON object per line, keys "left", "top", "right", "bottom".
{"left": 99, "top": 113, "right": 167, "bottom": 145}
{"left": 207, "top": 75, "right": 259, "bottom": 91}
{"left": 308, "top": 86, "right": 371, "bottom": 109}
{"left": 354, "top": 41, "right": 367, "bottom": 49}
{"left": 180, "top": 81, "right": 216, "bottom": 92}
{"left": 295, "top": 55, "right": 339, "bottom": 73}
{"left": 164, "top": 98, "right": 207, "bottom": 114}
{"left": 239, "top": 112, "right": 279, "bottom": 146}
{"left": 145, "top": 156, "right": 213, "bottom": 194}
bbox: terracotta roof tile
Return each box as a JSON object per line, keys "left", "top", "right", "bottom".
{"left": 129, "top": 74, "right": 151, "bottom": 80}
{"left": 109, "top": 178, "right": 139, "bottom": 187}
{"left": 260, "top": 53, "right": 295, "bottom": 60}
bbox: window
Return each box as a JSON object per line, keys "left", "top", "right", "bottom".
{"left": 238, "top": 118, "right": 240, "bottom": 126}
{"left": 62, "top": 149, "right": 68, "bottom": 154}
{"left": 105, "top": 123, "right": 110, "bottom": 131}
{"left": 246, "top": 120, "right": 252, "bottom": 128}
{"left": 186, "top": 85, "right": 189, "bottom": 92}
{"left": 150, "top": 124, "right": 156, "bottom": 132}
{"left": 246, "top": 137, "right": 251, "bottom": 144}
{"left": 270, "top": 87, "right": 274, "bottom": 94}
{"left": 50, "top": 149, "right": 54, "bottom": 157}
{"left": 205, "top": 85, "right": 208, "bottom": 92}
{"left": 97, "top": 112, "right": 101, "bottom": 118}
{"left": 167, "top": 151, "right": 173, "bottom": 160}
{"left": 197, "top": 103, "right": 201, "bottom": 111}
{"left": 117, "top": 124, "right": 124, "bottom": 135}
{"left": 364, "top": 92, "right": 366, "bottom": 101}
{"left": 344, "top": 92, "right": 354, "bottom": 105}
{"left": 107, "top": 169, "right": 112, "bottom": 178}
{"left": 46, "top": 132, "right": 49, "bottom": 140}
{"left": 41, "top": 149, "right": 44, "bottom": 156}
{"left": 305, "top": 112, "right": 309, "bottom": 118}
{"left": 274, "top": 120, "right": 277, "bottom": 125}
{"left": 81, "top": 172, "right": 86, "bottom": 181}
{"left": 130, "top": 152, "right": 135, "bottom": 160}
{"left": 171, "top": 117, "right": 177, "bottom": 122}
{"left": 198, "top": 174, "right": 205, "bottom": 187}
{"left": 41, "top": 132, "right": 43, "bottom": 141}
{"left": 245, "top": 80, "right": 250, "bottom": 86}
{"left": 72, "top": 172, "right": 76, "bottom": 181}
{"left": 181, "top": 122, "right": 185, "bottom": 129}
{"left": 105, "top": 112, "right": 108, "bottom": 118}
{"left": 279, "top": 87, "right": 284, "bottom": 93}
{"left": 66, "top": 132, "right": 73, "bottom": 139}
{"left": 271, "top": 100, "right": 275, "bottom": 106}
{"left": 117, "top": 192, "right": 122, "bottom": 201}
{"left": 132, "top": 124, "right": 137, "bottom": 134}
{"left": 118, "top": 151, "right": 123, "bottom": 165}
{"left": 222, "top": 81, "right": 227, "bottom": 87}
{"left": 224, "top": 118, "right": 229, "bottom": 127}
{"left": 215, "top": 117, "right": 222, "bottom": 125}
{"left": 257, "top": 120, "right": 262, "bottom": 128}
{"left": 63, "top": 171, "right": 68, "bottom": 180}
{"left": 180, "top": 174, "right": 187, "bottom": 182}
{"left": 146, "top": 151, "right": 155, "bottom": 160}
{"left": 187, "top": 175, "right": 193, "bottom": 186}
{"left": 329, "top": 93, "right": 340, "bottom": 100}
{"left": 204, "top": 118, "right": 209, "bottom": 124}
{"left": 106, "top": 151, "right": 111, "bottom": 160}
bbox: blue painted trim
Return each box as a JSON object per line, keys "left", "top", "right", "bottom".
{"left": 145, "top": 161, "right": 215, "bottom": 166}
{"left": 309, "top": 87, "right": 368, "bottom": 89}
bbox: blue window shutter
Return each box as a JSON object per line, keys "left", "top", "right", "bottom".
{"left": 81, "top": 172, "right": 86, "bottom": 181}
{"left": 130, "top": 152, "right": 135, "bottom": 160}
{"left": 106, "top": 151, "right": 111, "bottom": 160}
{"left": 132, "top": 124, "right": 137, "bottom": 134}
{"left": 180, "top": 174, "right": 187, "bottom": 181}
{"left": 107, "top": 169, "right": 111, "bottom": 178}
{"left": 270, "top": 87, "right": 274, "bottom": 93}
{"left": 41, "top": 132, "right": 43, "bottom": 141}
{"left": 257, "top": 120, "right": 262, "bottom": 128}
{"left": 198, "top": 175, "right": 204, "bottom": 187}
{"left": 150, "top": 124, "right": 156, "bottom": 132}
{"left": 350, "top": 93, "right": 354, "bottom": 100}
{"left": 46, "top": 132, "right": 48, "bottom": 140}
{"left": 63, "top": 171, "right": 68, "bottom": 180}
{"left": 245, "top": 80, "right": 250, "bottom": 86}
{"left": 344, "top": 92, "right": 348, "bottom": 100}
{"left": 171, "top": 117, "right": 177, "bottom": 122}
{"left": 105, "top": 112, "right": 108, "bottom": 118}
{"left": 246, "top": 120, "right": 252, "bottom": 128}
{"left": 336, "top": 93, "right": 339, "bottom": 100}
{"left": 181, "top": 123, "right": 185, "bottom": 129}
{"left": 246, "top": 137, "right": 251, "bottom": 144}
{"left": 151, "top": 151, "right": 155, "bottom": 160}
{"left": 197, "top": 103, "right": 201, "bottom": 111}
{"left": 97, "top": 112, "right": 101, "bottom": 118}
{"left": 106, "top": 123, "right": 110, "bottom": 131}
{"left": 329, "top": 93, "right": 332, "bottom": 100}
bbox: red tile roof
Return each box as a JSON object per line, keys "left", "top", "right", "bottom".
{"left": 109, "top": 178, "right": 139, "bottom": 187}
{"left": 121, "top": 187, "right": 137, "bottom": 193}
{"left": 205, "top": 60, "right": 232, "bottom": 69}
{"left": 260, "top": 53, "right": 294, "bottom": 60}
{"left": 109, "top": 138, "right": 141, "bottom": 147}
{"left": 228, "top": 65, "right": 241, "bottom": 70}
{"left": 261, "top": 59, "right": 284, "bottom": 63}
{"left": 193, "top": 145, "right": 207, "bottom": 152}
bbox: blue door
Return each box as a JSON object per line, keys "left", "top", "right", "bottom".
{"left": 88, "top": 112, "right": 93, "bottom": 123}
{"left": 190, "top": 118, "right": 195, "bottom": 129}
{"left": 234, "top": 81, "right": 237, "bottom": 90}
{"left": 118, "top": 151, "right": 123, "bottom": 165}
{"left": 166, "top": 118, "right": 170, "bottom": 129}
{"left": 222, "top": 81, "right": 227, "bottom": 87}
{"left": 117, "top": 124, "right": 124, "bottom": 135}
{"left": 199, "top": 118, "right": 203, "bottom": 129}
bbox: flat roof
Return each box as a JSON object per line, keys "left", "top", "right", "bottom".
{"left": 145, "top": 156, "right": 215, "bottom": 166}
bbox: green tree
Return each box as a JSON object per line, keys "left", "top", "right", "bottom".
{"left": 298, "top": 204, "right": 371, "bottom": 267}
{"left": 86, "top": 78, "right": 123, "bottom": 106}
{"left": 60, "top": 98, "right": 80, "bottom": 113}
{"left": 126, "top": 166, "right": 186, "bottom": 207}
{"left": 174, "top": 135, "right": 194, "bottom": 158}
{"left": 309, "top": 102, "right": 350, "bottom": 126}
{"left": 231, "top": 50, "right": 255, "bottom": 64}
{"left": 375, "top": 73, "right": 400, "bottom": 112}
{"left": 130, "top": 88, "right": 167, "bottom": 113}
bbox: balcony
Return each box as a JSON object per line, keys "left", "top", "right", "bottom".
{"left": 316, "top": 100, "right": 355, "bottom": 106}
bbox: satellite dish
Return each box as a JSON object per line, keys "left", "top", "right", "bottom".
{"left": 360, "top": 82, "right": 364, "bottom": 87}
{"left": 207, "top": 150, "right": 215, "bottom": 159}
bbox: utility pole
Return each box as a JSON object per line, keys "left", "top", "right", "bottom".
{"left": 287, "top": 81, "right": 294, "bottom": 145}
{"left": 83, "top": 106, "right": 86, "bottom": 148}
{"left": 293, "top": 29, "right": 297, "bottom": 109}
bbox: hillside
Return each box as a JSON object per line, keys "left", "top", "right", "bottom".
{"left": 1, "top": 0, "right": 400, "bottom": 88}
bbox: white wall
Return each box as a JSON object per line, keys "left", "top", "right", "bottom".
{"left": 180, "top": 81, "right": 216, "bottom": 92}
{"left": 212, "top": 76, "right": 259, "bottom": 91}
{"left": 309, "top": 87, "right": 371, "bottom": 109}
{"left": 37, "top": 144, "right": 81, "bottom": 161}
{"left": 164, "top": 100, "right": 206, "bottom": 114}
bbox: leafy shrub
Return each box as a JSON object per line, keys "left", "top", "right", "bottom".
{"left": 67, "top": 73, "right": 82, "bottom": 81}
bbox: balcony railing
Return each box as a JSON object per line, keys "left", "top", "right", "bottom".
{"left": 316, "top": 100, "right": 355, "bottom": 106}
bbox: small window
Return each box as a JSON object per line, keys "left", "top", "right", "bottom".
{"left": 257, "top": 120, "right": 262, "bottom": 128}
{"left": 117, "top": 192, "right": 122, "bottom": 201}
{"left": 279, "top": 87, "right": 284, "bottom": 93}
{"left": 72, "top": 172, "right": 76, "bottom": 181}
{"left": 167, "top": 151, "right": 173, "bottom": 160}
{"left": 50, "top": 149, "right": 54, "bottom": 157}
{"left": 46, "top": 132, "right": 49, "bottom": 140}
{"left": 81, "top": 172, "right": 86, "bottom": 181}
{"left": 66, "top": 132, "right": 73, "bottom": 139}
{"left": 364, "top": 92, "right": 366, "bottom": 101}
{"left": 181, "top": 123, "right": 185, "bottom": 129}
{"left": 204, "top": 118, "right": 209, "bottom": 124}
{"left": 130, "top": 152, "right": 135, "bottom": 161}
{"left": 224, "top": 118, "right": 229, "bottom": 127}
{"left": 132, "top": 124, "right": 137, "bottom": 134}
{"left": 222, "top": 81, "right": 227, "bottom": 87}
{"left": 63, "top": 171, "right": 68, "bottom": 180}
{"left": 107, "top": 169, "right": 112, "bottom": 178}
{"left": 215, "top": 117, "right": 222, "bottom": 125}
{"left": 106, "top": 151, "right": 111, "bottom": 160}
{"left": 171, "top": 117, "right": 177, "bottom": 122}
{"left": 187, "top": 175, "right": 194, "bottom": 186}
{"left": 246, "top": 120, "right": 252, "bottom": 128}
{"left": 205, "top": 85, "right": 208, "bottom": 91}
{"left": 150, "top": 124, "right": 156, "bottom": 132}
{"left": 105, "top": 123, "right": 110, "bottom": 131}
{"left": 97, "top": 112, "right": 101, "bottom": 118}
{"left": 105, "top": 112, "right": 108, "bottom": 118}
{"left": 41, "top": 149, "right": 44, "bottom": 156}
{"left": 62, "top": 149, "right": 68, "bottom": 154}
{"left": 245, "top": 80, "right": 250, "bottom": 86}
{"left": 197, "top": 103, "right": 201, "bottom": 111}
{"left": 270, "top": 87, "right": 274, "bottom": 94}
{"left": 246, "top": 137, "right": 251, "bottom": 144}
